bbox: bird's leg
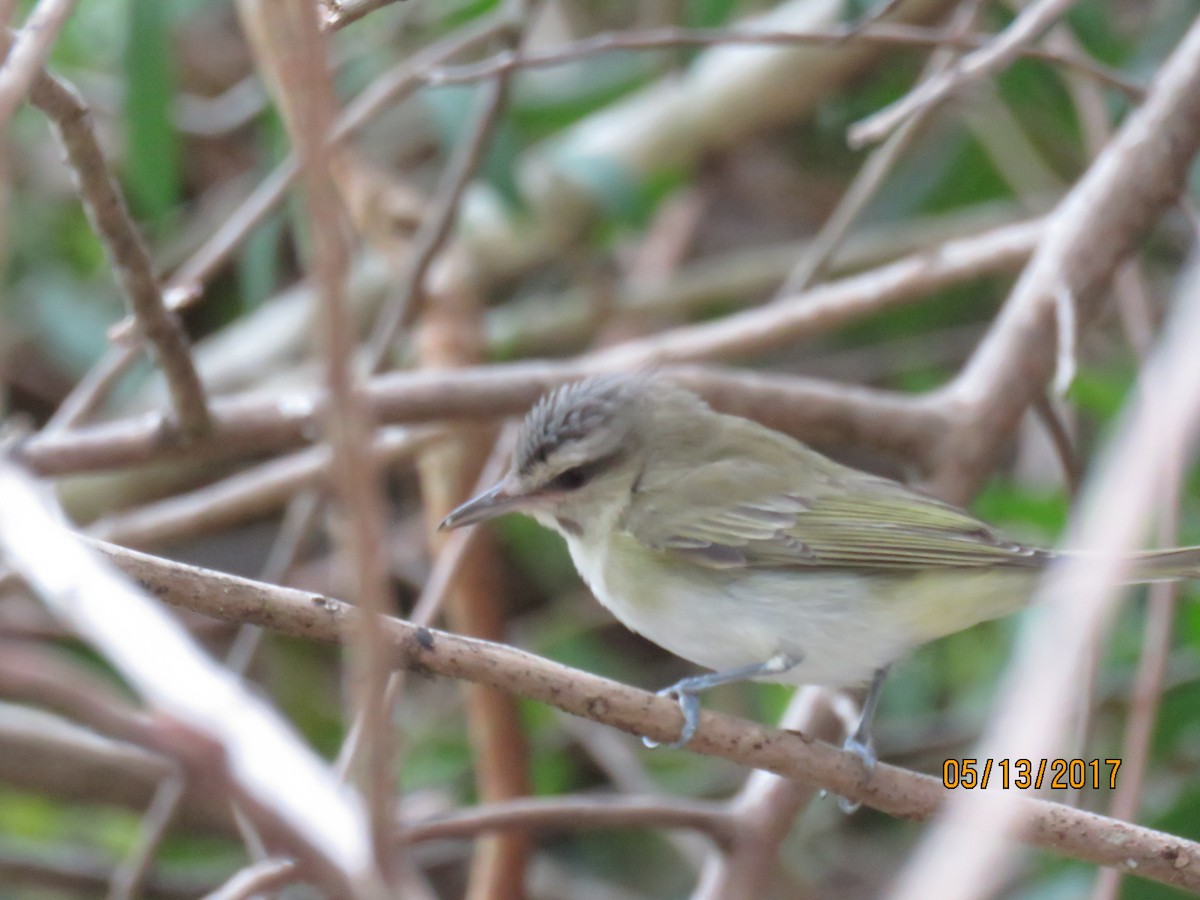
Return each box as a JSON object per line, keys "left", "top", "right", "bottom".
{"left": 644, "top": 652, "right": 800, "bottom": 750}
{"left": 837, "top": 665, "right": 890, "bottom": 814}
{"left": 842, "top": 665, "right": 890, "bottom": 769}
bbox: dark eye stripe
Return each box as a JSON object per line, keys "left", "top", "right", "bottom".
{"left": 543, "top": 449, "right": 625, "bottom": 493}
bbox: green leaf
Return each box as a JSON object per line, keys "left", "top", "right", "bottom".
{"left": 124, "top": 0, "right": 180, "bottom": 224}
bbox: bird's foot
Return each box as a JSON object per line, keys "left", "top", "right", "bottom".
{"left": 836, "top": 732, "right": 877, "bottom": 814}
{"left": 643, "top": 684, "right": 701, "bottom": 749}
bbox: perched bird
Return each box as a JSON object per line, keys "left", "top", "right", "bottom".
{"left": 441, "top": 373, "right": 1200, "bottom": 763}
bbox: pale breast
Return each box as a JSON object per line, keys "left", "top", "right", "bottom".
{"left": 564, "top": 530, "right": 926, "bottom": 688}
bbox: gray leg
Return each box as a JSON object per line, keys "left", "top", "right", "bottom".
{"left": 843, "top": 666, "right": 889, "bottom": 768}
{"left": 644, "top": 652, "right": 800, "bottom": 750}
{"left": 838, "top": 666, "right": 890, "bottom": 814}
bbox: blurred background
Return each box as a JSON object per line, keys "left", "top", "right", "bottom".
{"left": 1, "top": 0, "right": 1199, "bottom": 897}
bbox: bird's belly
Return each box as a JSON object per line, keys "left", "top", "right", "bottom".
{"left": 566, "top": 535, "right": 921, "bottom": 688}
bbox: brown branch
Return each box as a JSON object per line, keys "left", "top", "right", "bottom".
{"left": 93, "top": 540, "right": 1200, "bottom": 895}
{"left": 202, "top": 858, "right": 300, "bottom": 900}
{"left": 849, "top": 0, "right": 1082, "bottom": 147}
{"left": 147, "top": 11, "right": 509, "bottom": 324}
{"left": 365, "top": 67, "right": 513, "bottom": 368}
{"left": 694, "top": 688, "right": 842, "bottom": 899}
{"left": 16, "top": 216, "right": 1039, "bottom": 477}
{"left": 15, "top": 364, "right": 936, "bottom": 476}
{"left": 0, "top": 705, "right": 235, "bottom": 835}
{"left": 407, "top": 12, "right": 533, "bottom": 893}
{"left": 589, "top": 218, "right": 1043, "bottom": 368}
{"left": 932, "top": 7, "right": 1200, "bottom": 503}
{"left": 336, "top": 429, "right": 516, "bottom": 780}
{"left": 27, "top": 73, "right": 211, "bottom": 437}
{"left": 401, "top": 795, "right": 734, "bottom": 845}
{"left": 492, "top": 202, "right": 1026, "bottom": 357}
{"left": 421, "top": 22, "right": 1142, "bottom": 99}
{"left": 774, "top": 0, "right": 989, "bottom": 296}
{"left": 0, "top": 643, "right": 162, "bottom": 753}
{"left": 89, "top": 427, "right": 437, "bottom": 550}
{"left": 237, "top": 0, "right": 398, "bottom": 879}
{"left": 0, "top": 842, "right": 207, "bottom": 900}
{"left": 0, "top": 0, "right": 79, "bottom": 130}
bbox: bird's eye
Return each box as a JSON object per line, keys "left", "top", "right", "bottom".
{"left": 547, "top": 465, "right": 591, "bottom": 492}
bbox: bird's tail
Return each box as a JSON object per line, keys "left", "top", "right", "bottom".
{"left": 1129, "top": 546, "right": 1200, "bottom": 581}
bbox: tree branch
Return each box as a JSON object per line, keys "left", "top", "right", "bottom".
{"left": 93, "top": 539, "right": 1200, "bottom": 896}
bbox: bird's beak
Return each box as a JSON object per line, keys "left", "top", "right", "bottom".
{"left": 439, "top": 478, "right": 528, "bottom": 531}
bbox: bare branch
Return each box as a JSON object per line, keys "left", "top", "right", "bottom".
{"left": 236, "top": 0, "right": 398, "bottom": 878}
{"left": 0, "top": 459, "right": 381, "bottom": 894}
{"left": 934, "top": 11, "right": 1200, "bottom": 502}
{"left": 775, "top": 0, "right": 989, "bottom": 295}
{"left": 401, "top": 795, "right": 734, "bottom": 845}
{"left": 15, "top": 364, "right": 939, "bottom": 476}
{"left": 28, "top": 73, "right": 211, "bottom": 437}
{"left": 93, "top": 539, "right": 1200, "bottom": 895}
{"left": 0, "top": 0, "right": 79, "bottom": 130}
{"left": 892, "top": 262, "right": 1200, "bottom": 898}
{"left": 422, "top": 21, "right": 1140, "bottom": 99}
{"left": 849, "top": 0, "right": 1082, "bottom": 147}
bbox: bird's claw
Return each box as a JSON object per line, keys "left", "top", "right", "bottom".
{"left": 643, "top": 686, "right": 700, "bottom": 749}
{"left": 837, "top": 732, "right": 877, "bottom": 814}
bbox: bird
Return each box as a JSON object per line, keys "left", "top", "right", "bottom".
{"left": 440, "top": 372, "right": 1200, "bottom": 764}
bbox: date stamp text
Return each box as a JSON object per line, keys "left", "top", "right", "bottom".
{"left": 942, "top": 758, "right": 1122, "bottom": 790}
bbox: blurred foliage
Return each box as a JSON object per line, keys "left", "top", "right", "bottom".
{"left": 3, "top": 0, "right": 1200, "bottom": 897}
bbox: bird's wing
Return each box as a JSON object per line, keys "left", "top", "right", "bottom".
{"left": 622, "top": 455, "right": 1047, "bottom": 571}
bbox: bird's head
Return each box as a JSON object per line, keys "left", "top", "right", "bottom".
{"left": 439, "top": 373, "right": 709, "bottom": 536}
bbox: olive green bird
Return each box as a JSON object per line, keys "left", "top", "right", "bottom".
{"left": 441, "top": 374, "right": 1200, "bottom": 764}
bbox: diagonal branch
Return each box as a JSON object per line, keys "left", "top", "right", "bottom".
{"left": 28, "top": 73, "right": 211, "bottom": 438}
{"left": 848, "top": 0, "right": 1082, "bottom": 147}
{"left": 93, "top": 539, "right": 1200, "bottom": 896}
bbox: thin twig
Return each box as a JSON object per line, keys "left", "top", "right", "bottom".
{"left": 365, "top": 69, "right": 513, "bottom": 368}
{"left": 0, "top": 0, "right": 79, "bottom": 131}
{"left": 849, "top": 0, "right": 1083, "bottom": 147}
{"left": 89, "top": 427, "right": 436, "bottom": 550}
{"left": 401, "top": 795, "right": 734, "bottom": 845}
{"left": 106, "top": 773, "right": 186, "bottom": 900}
{"left": 320, "top": 0, "right": 406, "bottom": 31}
{"left": 142, "top": 10, "right": 509, "bottom": 327}
{"left": 421, "top": 21, "right": 1141, "bottom": 99}
{"left": 202, "top": 858, "right": 299, "bottom": 900}
{"left": 1030, "top": 395, "right": 1082, "bottom": 496}
{"left": 774, "top": 0, "right": 989, "bottom": 296}
{"left": 43, "top": 344, "right": 140, "bottom": 431}
{"left": 28, "top": 73, "right": 211, "bottom": 437}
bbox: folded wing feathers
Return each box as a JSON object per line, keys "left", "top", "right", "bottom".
{"left": 628, "top": 468, "right": 1047, "bottom": 571}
